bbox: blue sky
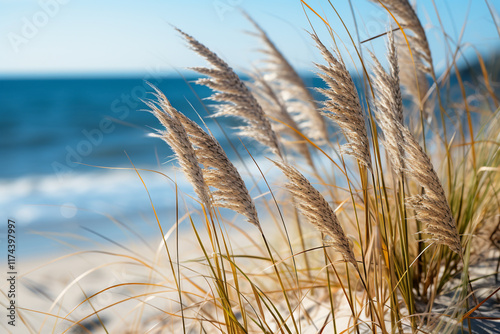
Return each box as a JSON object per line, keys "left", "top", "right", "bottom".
{"left": 0, "top": 0, "right": 498, "bottom": 78}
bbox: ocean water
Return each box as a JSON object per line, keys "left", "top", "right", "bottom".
{"left": 0, "top": 76, "right": 322, "bottom": 257}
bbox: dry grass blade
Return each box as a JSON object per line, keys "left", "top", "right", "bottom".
{"left": 273, "top": 160, "right": 357, "bottom": 266}
{"left": 145, "top": 88, "right": 211, "bottom": 209}
{"left": 250, "top": 75, "right": 314, "bottom": 167}
{"left": 176, "top": 28, "right": 282, "bottom": 158}
{"left": 149, "top": 87, "right": 261, "bottom": 230}
{"left": 244, "top": 13, "right": 329, "bottom": 144}
{"left": 400, "top": 125, "right": 462, "bottom": 255}
{"left": 370, "top": 30, "right": 405, "bottom": 174}
{"left": 313, "top": 34, "right": 372, "bottom": 169}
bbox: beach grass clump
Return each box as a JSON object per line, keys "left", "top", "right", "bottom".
{"left": 19, "top": 1, "right": 500, "bottom": 333}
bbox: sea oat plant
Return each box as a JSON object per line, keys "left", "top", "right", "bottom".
{"left": 20, "top": 1, "right": 500, "bottom": 333}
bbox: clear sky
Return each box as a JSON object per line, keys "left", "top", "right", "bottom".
{"left": 0, "top": 0, "right": 498, "bottom": 78}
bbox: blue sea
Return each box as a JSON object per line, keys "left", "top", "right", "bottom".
{"left": 0, "top": 76, "right": 323, "bottom": 257}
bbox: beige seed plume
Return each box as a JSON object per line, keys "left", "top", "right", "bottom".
{"left": 273, "top": 160, "right": 356, "bottom": 266}
{"left": 373, "top": 0, "right": 433, "bottom": 74}
{"left": 372, "top": 33, "right": 461, "bottom": 254}
{"left": 149, "top": 88, "right": 261, "bottom": 229}
{"left": 370, "top": 30, "right": 405, "bottom": 173}
{"left": 145, "top": 89, "right": 211, "bottom": 210}
{"left": 250, "top": 76, "right": 314, "bottom": 168}
{"left": 372, "top": 0, "right": 433, "bottom": 118}
{"left": 397, "top": 36, "right": 432, "bottom": 121}
{"left": 313, "top": 34, "right": 372, "bottom": 170}
{"left": 176, "top": 28, "right": 281, "bottom": 158}
{"left": 400, "top": 126, "right": 462, "bottom": 254}
{"left": 178, "top": 114, "right": 261, "bottom": 229}
{"left": 244, "top": 13, "right": 329, "bottom": 144}
{"left": 369, "top": 32, "right": 460, "bottom": 254}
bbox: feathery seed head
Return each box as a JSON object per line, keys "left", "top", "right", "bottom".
{"left": 273, "top": 160, "right": 356, "bottom": 266}
{"left": 368, "top": 29, "right": 460, "bottom": 254}
{"left": 244, "top": 13, "right": 329, "bottom": 144}
{"left": 370, "top": 30, "right": 405, "bottom": 174}
{"left": 372, "top": 0, "right": 433, "bottom": 74}
{"left": 176, "top": 28, "right": 282, "bottom": 158}
{"left": 399, "top": 126, "right": 462, "bottom": 254}
{"left": 168, "top": 99, "right": 261, "bottom": 229}
{"left": 250, "top": 76, "right": 314, "bottom": 167}
{"left": 149, "top": 85, "right": 261, "bottom": 229}
{"left": 313, "top": 34, "right": 372, "bottom": 170}
{"left": 372, "top": 0, "right": 434, "bottom": 117}
{"left": 145, "top": 88, "right": 211, "bottom": 209}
